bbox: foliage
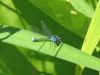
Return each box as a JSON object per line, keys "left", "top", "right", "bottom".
{"left": 0, "top": 0, "right": 100, "bottom": 75}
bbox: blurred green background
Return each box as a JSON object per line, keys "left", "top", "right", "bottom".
{"left": 0, "top": 0, "right": 99, "bottom": 75}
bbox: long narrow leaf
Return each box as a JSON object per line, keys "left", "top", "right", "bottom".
{"left": 0, "top": 28, "right": 100, "bottom": 71}
{"left": 76, "top": 1, "right": 100, "bottom": 75}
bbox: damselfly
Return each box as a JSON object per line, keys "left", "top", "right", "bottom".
{"left": 32, "top": 21, "right": 61, "bottom": 46}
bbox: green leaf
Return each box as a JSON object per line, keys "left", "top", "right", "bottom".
{"left": 31, "top": 0, "right": 90, "bottom": 38}
{"left": 0, "top": 27, "right": 100, "bottom": 71}
{"left": 0, "top": 0, "right": 90, "bottom": 38}
{"left": 71, "top": 0, "right": 95, "bottom": 18}
{"left": 81, "top": 0, "right": 100, "bottom": 56}
{"left": 76, "top": 1, "right": 100, "bottom": 75}
{"left": 0, "top": 60, "right": 11, "bottom": 75}
{"left": 0, "top": 42, "right": 38, "bottom": 75}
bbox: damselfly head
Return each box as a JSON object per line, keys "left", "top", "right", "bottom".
{"left": 50, "top": 35, "right": 61, "bottom": 46}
